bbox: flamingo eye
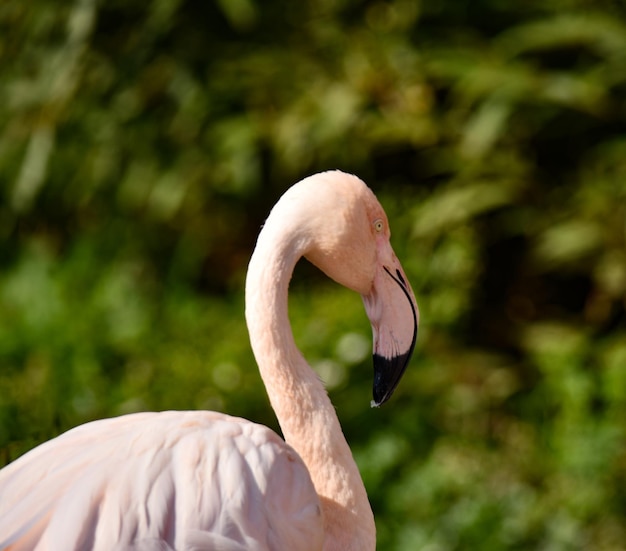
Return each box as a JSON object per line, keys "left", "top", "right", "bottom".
{"left": 373, "top": 219, "right": 384, "bottom": 233}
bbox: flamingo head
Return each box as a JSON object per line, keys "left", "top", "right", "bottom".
{"left": 283, "top": 170, "right": 419, "bottom": 406}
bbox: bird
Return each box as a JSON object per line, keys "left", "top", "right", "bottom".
{"left": 0, "top": 170, "right": 418, "bottom": 551}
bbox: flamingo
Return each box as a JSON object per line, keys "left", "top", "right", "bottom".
{"left": 0, "top": 170, "right": 418, "bottom": 551}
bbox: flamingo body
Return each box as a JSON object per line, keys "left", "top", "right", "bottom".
{"left": 0, "top": 411, "right": 322, "bottom": 551}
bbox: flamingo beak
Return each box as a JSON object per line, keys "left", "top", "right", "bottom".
{"left": 362, "top": 253, "right": 418, "bottom": 407}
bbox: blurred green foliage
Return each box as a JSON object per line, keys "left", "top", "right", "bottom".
{"left": 1, "top": 0, "right": 626, "bottom": 549}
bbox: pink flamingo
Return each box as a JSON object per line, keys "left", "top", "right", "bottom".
{"left": 0, "top": 171, "right": 418, "bottom": 551}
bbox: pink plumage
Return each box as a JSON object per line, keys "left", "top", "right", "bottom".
{"left": 0, "top": 171, "right": 418, "bottom": 551}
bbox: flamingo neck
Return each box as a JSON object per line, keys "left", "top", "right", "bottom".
{"left": 245, "top": 222, "right": 375, "bottom": 551}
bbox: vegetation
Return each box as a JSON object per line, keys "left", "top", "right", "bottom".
{"left": 1, "top": 0, "right": 625, "bottom": 548}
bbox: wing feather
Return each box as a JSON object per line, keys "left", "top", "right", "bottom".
{"left": 0, "top": 411, "right": 323, "bottom": 551}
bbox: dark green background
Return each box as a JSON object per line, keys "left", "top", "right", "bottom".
{"left": 1, "top": 1, "right": 625, "bottom": 548}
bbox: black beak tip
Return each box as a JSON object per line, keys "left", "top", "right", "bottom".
{"left": 371, "top": 350, "right": 413, "bottom": 407}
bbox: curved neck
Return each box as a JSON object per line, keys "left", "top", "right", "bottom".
{"left": 245, "top": 220, "right": 375, "bottom": 551}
